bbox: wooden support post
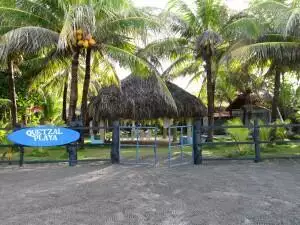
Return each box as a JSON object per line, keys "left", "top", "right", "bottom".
{"left": 19, "top": 145, "right": 24, "bottom": 167}
{"left": 193, "top": 120, "right": 202, "bottom": 165}
{"left": 99, "top": 119, "right": 105, "bottom": 141}
{"left": 254, "top": 119, "right": 261, "bottom": 163}
{"left": 67, "top": 144, "right": 77, "bottom": 166}
{"left": 111, "top": 120, "right": 120, "bottom": 164}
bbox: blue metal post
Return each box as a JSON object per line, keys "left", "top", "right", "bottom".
{"left": 191, "top": 126, "right": 194, "bottom": 161}
{"left": 180, "top": 127, "right": 183, "bottom": 164}
{"left": 193, "top": 120, "right": 202, "bottom": 165}
{"left": 254, "top": 119, "right": 261, "bottom": 163}
{"left": 168, "top": 127, "right": 171, "bottom": 168}
{"left": 154, "top": 127, "right": 158, "bottom": 167}
{"left": 111, "top": 120, "right": 120, "bottom": 164}
{"left": 118, "top": 125, "right": 121, "bottom": 163}
{"left": 136, "top": 127, "right": 139, "bottom": 163}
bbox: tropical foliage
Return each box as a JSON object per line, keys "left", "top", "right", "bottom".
{"left": 0, "top": 0, "right": 299, "bottom": 142}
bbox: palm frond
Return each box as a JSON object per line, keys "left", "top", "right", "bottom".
{"left": 168, "top": 0, "right": 199, "bottom": 28}
{"left": 285, "top": 8, "right": 300, "bottom": 36}
{"left": 161, "top": 54, "right": 193, "bottom": 79}
{"left": 137, "top": 37, "right": 189, "bottom": 59}
{"left": 102, "top": 43, "right": 152, "bottom": 76}
{"left": 230, "top": 42, "right": 300, "bottom": 65}
{"left": 196, "top": 0, "right": 228, "bottom": 30}
{"left": 168, "top": 59, "right": 203, "bottom": 79}
{"left": 223, "top": 17, "right": 263, "bottom": 40}
{"left": 0, "top": 26, "right": 59, "bottom": 62}
{"left": 0, "top": 6, "right": 61, "bottom": 31}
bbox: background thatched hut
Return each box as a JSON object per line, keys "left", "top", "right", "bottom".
{"left": 226, "top": 91, "right": 271, "bottom": 125}
{"left": 89, "top": 75, "right": 178, "bottom": 122}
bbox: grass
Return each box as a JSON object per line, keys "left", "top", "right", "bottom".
{"left": 0, "top": 139, "right": 300, "bottom": 163}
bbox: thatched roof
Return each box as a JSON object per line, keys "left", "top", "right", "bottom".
{"left": 89, "top": 75, "right": 178, "bottom": 121}
{"left": 166, "top": 81, "right": 207, "bottom": 118}
{"left": 226, "top": 92, "right": 269, "bottom": 111}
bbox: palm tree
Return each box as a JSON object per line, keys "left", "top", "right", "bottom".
{"left": 0, "top": 27, "right": 59, "bottom": 127}
{"left": 58, "top": 2, "right": 159, "bottom": 126}
{"left": 226, "top": 0, "right": 300, "bottom": 122}
{"left": 0, "top": 0, "right": 69, "bottom": 126}
{"left": 167, "top": 0, "right": 229, "bottom": 140}
{"left": 1, "top": 1, "right": 154, "bottom": 126}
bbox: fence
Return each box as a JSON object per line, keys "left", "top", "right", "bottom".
{"left": 0, "top": 120, "right": 299, "bottom": 167}
{"left": 194, "top": 120, "right": 300, "bottom": 164}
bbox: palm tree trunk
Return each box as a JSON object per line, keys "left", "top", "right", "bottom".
{"left": 81, "top": 48, "right": 92, "bottom": 127}
{"left": 68, "top": 48, "right": 80, "bottom": 124}
{"left": 163, "top": 128, "right": 167, "bottom": 139}
{"left": 206, "top": 56, "right": 215, "bottom": 142}
{"left": 7, "top": 60, "right": 17, "bottom": 128}
{"left": 271, "top": 69, "right": 281, "bottom": 122}
{"left": 62, "top": 80, "right": 68, "bottom": 123}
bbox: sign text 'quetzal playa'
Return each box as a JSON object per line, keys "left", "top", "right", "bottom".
{"left": 7, "top": 126, "right": 80, "bottom": 147}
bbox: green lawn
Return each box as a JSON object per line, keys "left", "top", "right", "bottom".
{"left": 0, "top": 141, "right": 299, "bottom": 163}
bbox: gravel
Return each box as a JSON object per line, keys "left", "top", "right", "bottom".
{"left": 0, "top": 160, "right": 299, "bottom": 225}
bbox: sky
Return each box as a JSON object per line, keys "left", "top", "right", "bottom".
{"left": 117, "top": 0, "right": 250, "bottom": 94}
{"left": 133, "top": 0, "right": 249, "bottom": 12}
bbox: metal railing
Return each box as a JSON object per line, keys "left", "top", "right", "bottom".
{"left": 194, "top": 120, "right": 300, "bottom": 163}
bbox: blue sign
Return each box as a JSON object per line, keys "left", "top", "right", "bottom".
{"left": 7, "top": 126, "right": 80, "bottom": 147}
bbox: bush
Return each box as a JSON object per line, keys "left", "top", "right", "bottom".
{"left": 0, "top": 121, "right": 9, "bottom": 144}
{"left": 271, "top": 119, "right": 291, "bottom": 141}
{"left": 258, "top": 120, "right": 272, "bottom": 142}
{"left": 225, "top": 118, "right": 250, "bottom": 154}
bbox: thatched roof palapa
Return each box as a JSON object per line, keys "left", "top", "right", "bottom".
{"left": 89, "top": 75, "right": 207, "bottom": 122}
{"left": 166, "top": 81, "right": 207, "bottom": 118}
{"left": 89, "top": 75, "right": 178, "bottom": 121}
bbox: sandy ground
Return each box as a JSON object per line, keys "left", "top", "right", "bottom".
{"left": 0, "top": 160, "right": 300, "bottom": 225}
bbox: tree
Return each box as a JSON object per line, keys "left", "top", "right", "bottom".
{"left": 166, "top": 0, "right": 230, "bottom": 140}
{"left": 226, "top": 0, "right": 300, "bottom": 122}
{"left": 0, "top": 27, "right": 59, "bottom": 127}
{"left": 1, "top": 0, "right": 155, "bottom": 127}
{"left": 57, "top": 1, "right": 158, "bottom": 125}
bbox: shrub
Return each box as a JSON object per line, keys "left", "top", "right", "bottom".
{"left": 271, "top": 119, "right": 291, "bottom": 141}
{"left": 225, "top": 118, "right": 250, "bottom": 154}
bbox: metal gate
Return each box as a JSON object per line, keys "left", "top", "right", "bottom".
{"left": 119, "top": 126, "right": 158, "bottom": 166}
{"left": 167, "top": 125, "right": 194, "bottom": 167}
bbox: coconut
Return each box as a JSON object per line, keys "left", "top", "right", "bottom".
{"left": 76, "top": 29, "right": 83, "bottom": 35}
{"left": 83, "top": 40, "right": 89, "bottom": 48}
{"left": 89, "top": 38, "right": 96, "bottom": 46}
{"left": 77, "top": 34, "right": 83, "bottom": 40}
{"left": 77, "top": 40, "right": 84, "bottom": 46}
